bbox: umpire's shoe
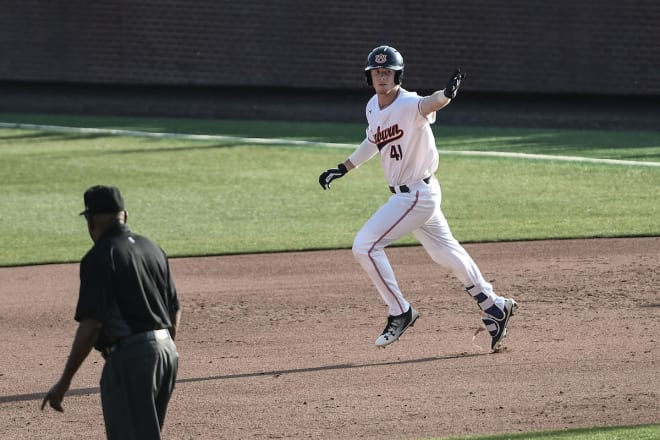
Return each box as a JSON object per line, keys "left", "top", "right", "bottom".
{"left": 481, "top": 298, "right": 518, "bottom": 351}
{"left": 375, "top": 305, "right": 420, "bottom": 347}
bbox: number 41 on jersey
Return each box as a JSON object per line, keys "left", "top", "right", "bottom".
{"left": 390, "top": 144, "right": 403, "bottom": 161}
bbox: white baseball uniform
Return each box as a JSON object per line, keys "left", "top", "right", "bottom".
{"left": 349, "top": 88, "right": 507, "bottom": 318}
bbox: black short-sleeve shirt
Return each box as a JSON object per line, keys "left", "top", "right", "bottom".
{"left": 75, "top": 224, "right": 180, "bottom": 350}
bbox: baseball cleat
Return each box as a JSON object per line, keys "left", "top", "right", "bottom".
{"left": 375, "top": 305, "right": 420, "bottom": 347}
{"left": 481, "top": 298, "right": 518, "bottom": 351}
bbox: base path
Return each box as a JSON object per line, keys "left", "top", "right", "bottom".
{"left": 1, "top": 237, "right": 658, "bottom": 439}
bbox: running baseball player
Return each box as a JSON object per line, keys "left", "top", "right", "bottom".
{"left": 318, "top": 45, "right": 517, "bottom": 351}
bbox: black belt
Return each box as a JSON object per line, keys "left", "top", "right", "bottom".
{"left": 389, "top": 176, "right": 431, "bottom": 194}
{"left": 102, "top": 329, "right": 170, "bottom": 359}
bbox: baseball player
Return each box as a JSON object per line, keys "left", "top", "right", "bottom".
{"left": 319, "top": 45, "right": 517, "bottom": 351}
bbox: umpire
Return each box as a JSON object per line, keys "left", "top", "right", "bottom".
{"left": 42, "top": 185, "right": 181, "bottom": 440}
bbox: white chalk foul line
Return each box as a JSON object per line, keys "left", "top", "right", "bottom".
{"left": 439, "top": 150, "right": 660, "bottom": 167}
{"left": 1, "top": 122, "right": 658, "bottom": 167}
{"left": 0, "top": 121, "right": 341, "bottom": 146}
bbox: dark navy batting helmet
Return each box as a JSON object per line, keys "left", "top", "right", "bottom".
{"left": 364, "top": 45, "right": 404, "bottom": 86}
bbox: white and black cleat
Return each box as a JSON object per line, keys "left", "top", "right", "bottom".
{"left": 375, "top": 305, "right": 420, "bottom": 347}
{"left": 481, "top": 298, "right": 518, "bottom": 352}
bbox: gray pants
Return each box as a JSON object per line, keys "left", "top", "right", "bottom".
{"left": 100, "top": 332, "right": 178, "bottom": 440}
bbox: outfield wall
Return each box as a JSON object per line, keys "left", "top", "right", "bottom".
{"left": 1, "top": 1, "right": 659, "bottom": 96}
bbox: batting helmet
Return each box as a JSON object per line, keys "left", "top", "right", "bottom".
{"left": 364, "top": 45, "right": 404, "bottom": 86}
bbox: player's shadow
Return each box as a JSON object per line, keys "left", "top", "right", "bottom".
{"left": 178, "top": 351, "right": 487, "bottom": 384}
{"left": 7, "top": 352, "right": 487, "bottom": 405}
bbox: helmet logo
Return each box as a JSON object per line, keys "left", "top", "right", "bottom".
{"left": 375, "top": 54, "right": 387, "bottom": 64}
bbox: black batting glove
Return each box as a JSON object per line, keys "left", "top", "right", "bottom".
{"left": 319, "top": 163, "right": 348, "bottom": 190}
{"left": 444, "top": 69, "right": 465, "bottom": 99}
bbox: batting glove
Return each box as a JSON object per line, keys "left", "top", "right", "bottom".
{"left": 444, "top": 69, "right": 465, "bottom": 99}
{"left": 319, "top": 163, "right": 348, "bottom": 190}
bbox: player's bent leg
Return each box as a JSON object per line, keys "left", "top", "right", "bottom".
{"left": 413, "top": 211, "right": 518, "bottom": 350}
{"left": 413, "top": 215, "right": 504, "bottom": 300}
{"left": 353, "top": 194, "right": 431, "bottom": 342}
{"left": 353, "top": 230, "right": 408, "bottom": 316}
{"left": 352, "top": 196, "right": 426, "bottom": 316}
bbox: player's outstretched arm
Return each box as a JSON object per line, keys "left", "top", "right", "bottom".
{"left": 419, "top": 69, "right": 466, "bottom": 116}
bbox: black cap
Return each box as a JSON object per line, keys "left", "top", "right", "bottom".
{"left": 79, "top": 185, "right": 125, "bottom": 217}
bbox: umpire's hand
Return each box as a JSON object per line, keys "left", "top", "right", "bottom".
{"left": 41, "top": 379, "right": 70, "bottom": 412}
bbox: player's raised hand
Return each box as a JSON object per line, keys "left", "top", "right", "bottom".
{"left": 319, "top": 163, "right": 348, "bottom": 190}
{"left": 443, "top": 69, "right": 465, "bottom": 99}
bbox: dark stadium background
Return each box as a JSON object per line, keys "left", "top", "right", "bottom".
{"left": 1, "top": 1, "right": 658, "bottom": 129}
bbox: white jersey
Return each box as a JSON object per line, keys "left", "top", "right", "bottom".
{"left": 364, "top": 89, "right": 438, "bottom": 187}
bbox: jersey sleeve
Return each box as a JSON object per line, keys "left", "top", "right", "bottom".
{"left": 74, "top": 252, "right": 110, "bottom": 322}
{"left": 348, "top": 136, "right": 379, "bottom": 167}
{"left": 162, "top": 250, "right": 180, "bottom": 314}
{"left": 416, "top": 95, "right": 436, "bottom": 125}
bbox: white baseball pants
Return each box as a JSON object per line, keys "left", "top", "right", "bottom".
{"left": 352, "top": 176, "right": 506, "bottom": 317}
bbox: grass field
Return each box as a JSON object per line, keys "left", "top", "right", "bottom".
{"left": 1, "top": 113, "right": 658, "bottom": 266}
{"left": 435, "top": 424, "right": 660, "bottom": 440}
{"left": 1, "top": 114, "right": 659, "bottom": 439}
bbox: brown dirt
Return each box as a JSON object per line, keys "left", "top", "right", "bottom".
{"left": 0, "top": 237, "right": 658, "bottom": 439}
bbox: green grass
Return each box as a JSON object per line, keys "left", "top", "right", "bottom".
{"left": 430, "top": 424, "right": 660, "bottom": 439}
{"left": 0, "top": 113, "right": 659, "bottom": 266}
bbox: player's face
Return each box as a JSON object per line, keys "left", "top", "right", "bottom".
{"left": 370, "top": 68, "right": 397, "bottom": 94}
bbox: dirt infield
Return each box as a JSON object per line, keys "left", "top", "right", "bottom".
{"left": 1, "top": 237, "right": 658, "bottom": 439}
